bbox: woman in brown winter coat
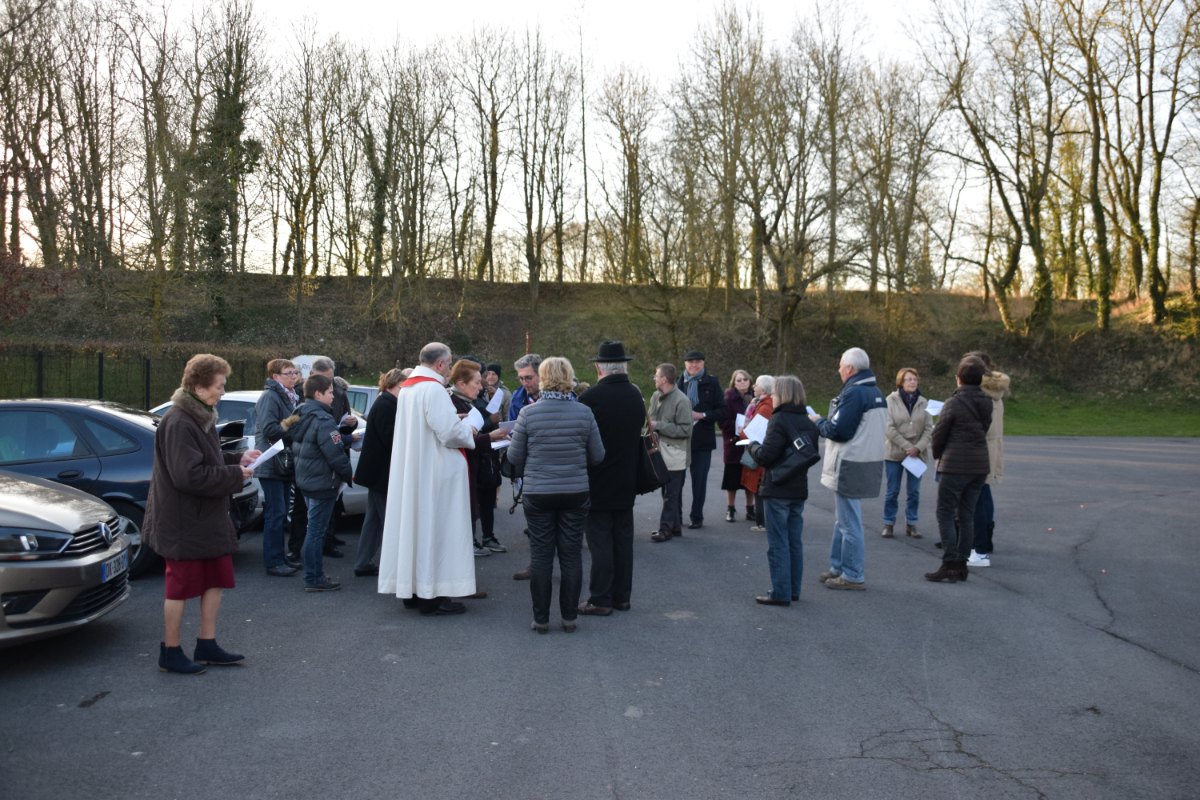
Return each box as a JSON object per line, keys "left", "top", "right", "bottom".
{"left": 143, "top": 354, "right": 260, "bottom": 674}
{"left": 925, "top": 356, "right": 993, "bottom": 583}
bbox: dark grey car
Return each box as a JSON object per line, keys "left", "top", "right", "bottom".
{"left": 0, "top": 471, "right": 131, "bottom": 647}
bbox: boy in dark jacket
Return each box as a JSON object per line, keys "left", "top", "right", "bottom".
{"left": 288, "top": 374, "right": 354, "bottom": 591}
{"left": 926, "top": 356, "right": 993, "bottom": 582}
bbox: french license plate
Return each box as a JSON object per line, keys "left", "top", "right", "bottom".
{"left": 101, "top": 550, "right": 129, "bottom": 582}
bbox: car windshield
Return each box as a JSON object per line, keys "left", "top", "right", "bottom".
{"left": 216, "top": 400, "right": 254, "bottom": 425}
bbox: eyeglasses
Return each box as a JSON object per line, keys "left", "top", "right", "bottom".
{"left": 281, "top": 370, "right": 300, "bottom": 376}
{"left": 518, "top": 374, "right": 537, "bottom": 383}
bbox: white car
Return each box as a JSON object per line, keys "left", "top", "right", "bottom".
{"left": 149, "top": 390, "right": 368, "bottom": 516}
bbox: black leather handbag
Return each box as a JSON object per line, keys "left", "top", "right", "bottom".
{"left": 769, "top": 433, "right": 820, "bottom": 484}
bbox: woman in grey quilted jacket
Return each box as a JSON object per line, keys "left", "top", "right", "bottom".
{"left": 506, "top": 357, "right": 605, "bottom": 633}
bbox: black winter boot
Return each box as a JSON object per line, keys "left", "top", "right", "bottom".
{"left": 924, "top": 561, "right": 960, "bottom": 583}
{"left": 725, "top": 506, "right": 736, "bottom": 523}
{"left": 193, "top": 638, "right": 245, "bottom": 666}
{"left": 159, "top": 643, "right": 206, "bottom": 674}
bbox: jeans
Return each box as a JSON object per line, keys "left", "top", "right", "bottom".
{"left": 829, "top": 493, "right": 865, "bottom": 583}
{"left": 260, "top": 478, "right": 289, "bottom": 569}
{"left": 523, "top": 492, "right": 589, "bottom": 624}
{"left": 355, "top": 487, "right": 386, "bottom": 571}
{"left": 882, "top": 460, "right": 921, "bottom": 525}
{"left": 936, "top": 473, "right": 987, "bottom": 561}
{"left": 659, "top": 470, "right": 686, "bottom": 534}
{"left": 764, "top": 497, "right": 805, "bottom": 602}
{"left": 688, "top": 448, "right": 713, "bottom": 524}
{"left": 302, "top": 495, "right": 336, "bottom": 585}
{"left": 972, "top": 483, "right": 995, "bottom": 554}
{"left": 585, "top": 508, "right": 634, "bottom": 607}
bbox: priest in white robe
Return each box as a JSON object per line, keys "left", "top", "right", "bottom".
{"left": 378, "top": 342, "right": 477, "bottom": 615}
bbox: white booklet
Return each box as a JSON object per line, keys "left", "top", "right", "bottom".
{"left": 926, "top": 399, "right": 944, "bottom": 416}
{"left": 466, "top": 406, "right": 485, "bottom": 431}
{"left": 742, "top": 413, "right": 769, "bottom": 444}
{"left": 485, "top": 390, "right": 503, "bottom": 414}
{"left": 246, "top": 439, "right": 284, "bottom": 472}
{"left": 902, "top": 455, "right": 927, "bottom": 478}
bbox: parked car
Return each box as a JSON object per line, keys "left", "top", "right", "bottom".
{"left": 149, "top": 390, "right": 368, "bottom": 516}
{"left": 345, "top": 384, "right": 380, "bottom": 417}
{"left": 0, "top": 471, "right": 131, "bottom": 647}
{"left": 0, "top": 399, "right": 258, "bottom": 578}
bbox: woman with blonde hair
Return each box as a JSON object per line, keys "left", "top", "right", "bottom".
{"left": 721, "top": 369, "right": 755, "bottom": 522}
{"left": 144, "top": 354, "right": 260, "bottom": 674}
{"left": 506, "top": 357, "right": 605, "bottom": 633}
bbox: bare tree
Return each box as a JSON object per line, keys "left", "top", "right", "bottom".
{"left": 455, "top": 28, "right": 518, "bottom": 282}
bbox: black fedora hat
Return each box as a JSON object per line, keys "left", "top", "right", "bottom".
{"left": 591, "top": 340, "right": 633, "bottom": 362}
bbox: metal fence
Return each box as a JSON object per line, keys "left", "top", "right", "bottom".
{"left": 0, "top": 348, "right": 267, "bottom": 410}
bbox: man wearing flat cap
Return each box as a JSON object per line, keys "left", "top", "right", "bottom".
{"left": 678, "top": 350, "right": 726, "bottom": 529}
{"left": 578, "top": 341, "right": 646, "bottom": 615}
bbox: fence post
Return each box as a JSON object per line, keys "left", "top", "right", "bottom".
{"left": 98, "top": 352, "right": 104, "bottom": 400}
{"left": 144, "top": 358, "right": 152, "bottom": 410}
{"left": 35, "top": 351, "right": 44, "bottom": 398}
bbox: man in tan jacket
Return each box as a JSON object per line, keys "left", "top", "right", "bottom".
{"left": 648, "top": 363, "right": 693, "bottom": 542}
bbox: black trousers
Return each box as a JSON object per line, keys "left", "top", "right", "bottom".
{"left": 936, "top": 472, "right": 987, "bottom": 561}
{"left": 688, "top": 447, "right": 713, "bottom": 524}
{"left": 585, "top": 507, "right": 635, "bottom": 608}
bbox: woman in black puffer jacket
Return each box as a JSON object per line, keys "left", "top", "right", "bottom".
{"left": 506, "top": 357, "right": 605, "bottom": 634}
{"left": 747, "top": 375, "right": 820, "bottom": 607}
{"left": 926, "top": 356, "right": 994, "bottom": 582}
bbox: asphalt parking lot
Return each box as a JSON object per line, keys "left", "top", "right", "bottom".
{"left": 2, "top": 436, "right": 1198, "bottom": 799}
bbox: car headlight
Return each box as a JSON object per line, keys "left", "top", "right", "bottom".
{"left": 0, "top": 528, "right": 72, "bottom": 561}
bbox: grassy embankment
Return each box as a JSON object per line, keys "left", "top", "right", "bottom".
{"left": 2, "top": 271, "right": 1196, "bottom": 436}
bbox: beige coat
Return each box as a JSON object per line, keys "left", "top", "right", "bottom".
{"left": 649, "top": 387, "right": 693, "bottom": 472}
{"left": 981, "top": 371, "right": 1010, "bottom": 484}
{"left": 884, "top": 391, "right": 933, "bottom": 463}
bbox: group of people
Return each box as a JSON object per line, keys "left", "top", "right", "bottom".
{"left": 139, "top": 340, "right": 1009, "bottom": 674}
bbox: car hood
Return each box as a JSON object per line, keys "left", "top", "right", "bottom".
{"left": 0, "top": 471, "right": 114, "bottom": 533}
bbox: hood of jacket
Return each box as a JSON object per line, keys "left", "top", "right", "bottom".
{"left": 981, "top": 370, "right": 1010, "bottom": 401}
{"left": 291, "top": 398, "right": 332, "bottom": 442}
{"left": 168, "top": 387, "right": 217, "bottom": 432}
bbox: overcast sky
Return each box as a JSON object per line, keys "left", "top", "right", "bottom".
{"left": 249, "top": 0, "right": 926, "bottom": 81}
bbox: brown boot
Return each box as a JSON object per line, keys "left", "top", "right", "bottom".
{"left": 905, "top": 523, "right": 922, "bottom": 539}
{"left": 955, "top": 560, "right": 970, "bottom": 581}
{"left": 881, "top": 524, "right": 895, "bottom": 538}
{"left": 924, "top": 561, "right": 959, "bottom": 582}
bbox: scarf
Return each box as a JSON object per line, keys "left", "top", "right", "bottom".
{"left": 683, "top": 369, "right": 704, "bottom": 407}
{"left": 899, "top": 388, "right": 921, "bottom": 415}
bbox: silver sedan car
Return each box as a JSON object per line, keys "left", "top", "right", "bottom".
{"left": 0, "top": 471, "right": 131, "bottom": 647}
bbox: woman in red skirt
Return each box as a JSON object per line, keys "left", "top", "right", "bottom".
{"left": 143, "top": 354, "right": 260, "bottom": 674}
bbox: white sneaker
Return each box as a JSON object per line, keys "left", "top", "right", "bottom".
{"left": 967, "top": 550, "right": 991, "bottom": 567}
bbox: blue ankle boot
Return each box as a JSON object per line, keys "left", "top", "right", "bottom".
{"left": 193, "top": 638, "right": 244, "bottom": 666}
{"left": 159, "top": 643, "right": 206, "bottom": 674}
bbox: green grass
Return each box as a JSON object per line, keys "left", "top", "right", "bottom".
{"left": 1005, "top": 392, "right": 1200, "bottom": 436}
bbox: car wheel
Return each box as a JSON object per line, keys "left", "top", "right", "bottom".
{"left": 111, "top": 501, "right": 160, "bottom": 579}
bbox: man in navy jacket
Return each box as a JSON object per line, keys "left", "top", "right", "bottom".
{"left": 678, "top": 350, "right": 727, "bottom": 529}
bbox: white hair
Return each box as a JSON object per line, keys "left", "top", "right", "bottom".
{"left": 419, "top": 342, "right": 451, "bottom": 366}
{"left": 840, "top": 347, "right": 870, "bottom": 372}
{"left": 595, "top": 361, "right": 628, "bottom": 375}
{"left": 755, "top": 375, "right": 775, "bottom": 393}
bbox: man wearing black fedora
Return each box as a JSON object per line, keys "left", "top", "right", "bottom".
{"left": 679, "top": 350, "right": 727, "bottom": 529}
{"left": 578, "top": 341, "right": 646, "bottom": 615}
